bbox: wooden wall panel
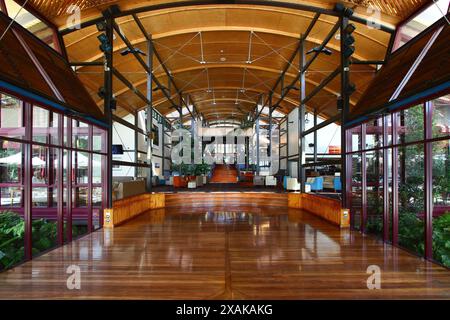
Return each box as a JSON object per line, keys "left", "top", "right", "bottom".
{"left": 165, "top": 192, "right": 288, "bottom": 208}
{"left": 109, "top": 192, "right": 346, "bottom": 228}
{"left": 288, "top": 193, "right": 346, "bottom": 227}
{"left": 109, "top": 193, "right": 165, "bottom": 227}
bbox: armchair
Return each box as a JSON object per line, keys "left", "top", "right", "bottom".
{"left": 305, "top": 176, "right": 323, "bottom": 191}
{"left": 286, "top": 178, "right": 300, "bottom": 191}
{"left": 265, "top": 176, "right": 277, "bottom": 187}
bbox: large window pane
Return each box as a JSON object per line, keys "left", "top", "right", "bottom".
{"left": 72, "top": 151, "right": 88, "bottom": 237}
{"left": 349, "top": 125, "right": 362, "bottom": 152}
{"left": 31, "top": 147, "right": 57, "bottom": 256}
{"left": 0, "top": 140, "right": 22, "bottom": 185}
{"left": 387, "top": 149, "right": 393, "bottom": 242}
{"left": 0, "top": 140, "right": 24, "bottom": 271}
{"left": 32, "top": 106, "right": 59, "bottom": 145}
{"left": 365, "top": 150, "right": 384, "bottom": 237}
{"left": 393, "top": 0, "right": 450, "bottom": 51}
{"left": 72, "top": 120, "right": 89, "bottom": 150}
{"left": 398, "top": 144, "right": 424, "bottom": 255}
{"left": 365, "top": 118, "right": 383, "bottom": 150}
{"left": 431, "top": 95, "right": 450, "bottom": 139}
{"left": 396, "top": 104, "right": 424, "bottom": 144}
{"left": 92, "top": 154, "right": 103, "bottom": 230}
{"left": 93, "top": 126, "right": 106, "bottom": 153}
{"left": 0, "top": 93, "right": 25, "bottom": 140}
{"left": 350, "top": 153, "right": 362, "bottom": 230}
{"left": 432, "top": 139, "right": 449, "bottom": 267}
{"left": 4, "top": 0, "right": 56, "bottom": 49}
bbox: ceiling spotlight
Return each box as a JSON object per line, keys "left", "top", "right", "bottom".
{"left": 120, "top": 48, "right": 147, "bottom": 56}
{"left": 346, "top": 82, "right": 356, "bottom": 95}
{"left": 200, "top": 60, "right": 206, "bottom": 64}
{"left": 220, "top": 57, "right": 226, "bottom": 62}
{"left": 246, "top": 60, "right": 252, "bottom": 64}
{"left": 97, "top": 87, "right": 105, "bottom": 99}
{"left": 239, "top": 89, "right": 246, "bottom": 93}
{"left": 96, "top": 21, "right": 106, "bottom": 32}
{"left": 97, "top": 33, "right": 112, "bottom": 53}
{"left": 334, "top": 3, "right": 354, "bottom": 17}
{"left": 307, "top": 46, "right": 332, "bottom": 55}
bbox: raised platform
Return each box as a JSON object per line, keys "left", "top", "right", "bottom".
{"left": 107, "top": 191, "right": 347, "bottom": 228}
{"left": 151, "top": 183, "right": 286, "bottom": 193}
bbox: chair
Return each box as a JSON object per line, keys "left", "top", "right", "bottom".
{"left": 253, "top": 176, "right": 265, "bottom": 186}
{"left": 265, "top": 176, "right": 277, "bottom": 187}
{"left": 306, "top": 176, "right": 323, "bottom": 191}
{"left": 286, "top": 178, "right": 300, "bottom": 191}
{"left": 173, "top": 176, "right": 187, "bottom": 187}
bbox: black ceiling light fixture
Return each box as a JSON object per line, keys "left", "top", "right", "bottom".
{"left": 97, "top": 33, "right": 112, "bottom": 53}
{"left": 334, "top": 2, "right": 354, "bottom": 17}
{"left": 120, "top": 48, "right": 147, "bottom": 56}
{"left": 337, "top": 96, "right": 343, "bottom": 111}
{"left": 346, "top": 82, "right": 356, "bottom": 96}
{"left": 97, "top": 86, "right": 105, "bottom": 99}
{"left": 307, "top": 46, "right": 332, "bottom": 55}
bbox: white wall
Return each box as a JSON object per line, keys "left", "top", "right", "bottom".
{"left": 112, "top": 113, "right": 171, "bottom": 178}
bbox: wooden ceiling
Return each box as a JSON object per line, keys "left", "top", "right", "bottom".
{"left": 27, "top": 1, "right": 424, "bottom": 124}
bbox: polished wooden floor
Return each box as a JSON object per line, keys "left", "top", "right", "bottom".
{"left": 0, "top": 206, "right": 449, "bottom": 299}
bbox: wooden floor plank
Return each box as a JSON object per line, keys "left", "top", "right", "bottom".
{"left": 0, "top": 206, "right": 448, "bottom": 299}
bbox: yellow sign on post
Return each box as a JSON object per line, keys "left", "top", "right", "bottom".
{"left": 103, "top": 209, "right": 114, "bottom": 228}
{"left": 340, "top": 209, "right": 350, "bottom": 228}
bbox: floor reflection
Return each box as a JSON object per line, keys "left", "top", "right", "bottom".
{"left": 0, "top": 206, "right": 448, "bottom": 299}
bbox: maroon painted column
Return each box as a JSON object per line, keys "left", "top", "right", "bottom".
{"left": 424, "top": 101, "right": 433, "bottom": 260}
{"left": 23, "top": 102, "right": 33, "bottom": 260}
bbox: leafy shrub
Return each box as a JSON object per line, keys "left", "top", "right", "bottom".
{"left": 433, "top": 212, "right": 450, "bottom": 268}
{"left": 1, "top": 211, "right": 88, "bottom": 271}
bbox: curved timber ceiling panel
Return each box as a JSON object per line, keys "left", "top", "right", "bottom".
{"left": 56, "top": 2, "right": 399, "bottom": 123}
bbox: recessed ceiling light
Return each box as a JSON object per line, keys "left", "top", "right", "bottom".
{"left": 220, "top": 57, "right": 226, "bottom": 62}
{"left": 335, "top": 33, "right": 341, "bottom": 40}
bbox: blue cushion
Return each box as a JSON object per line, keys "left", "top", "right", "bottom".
{"left": 334, "top": 177, "right": 342, "bottom": 191}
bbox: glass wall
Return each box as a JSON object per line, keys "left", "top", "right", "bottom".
{"left": 392, "top": 0, "right": 450, "bottom": 51}
{"left": 0, "top": 92, "right": 107, "bottom": 271}
{"left": 3, "top": 0, "right": 58, "bottom": 50}
{"left": 346, "top": 94, "right": 450, "bottom": 267}
{"left": 112, "top": 109, "right": 170, "bottom": 190}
